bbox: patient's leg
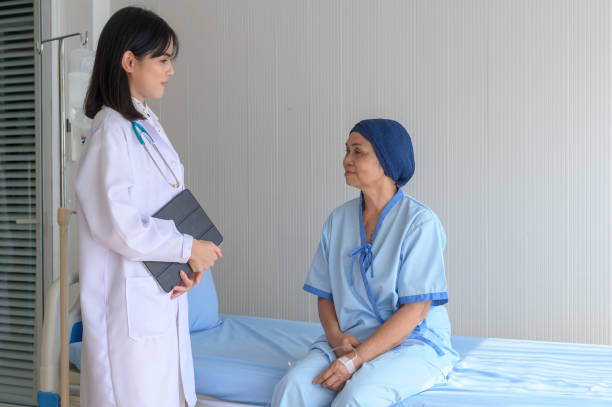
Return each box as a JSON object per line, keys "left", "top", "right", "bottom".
{"left": 270, "top": 349, "right": 335, "bottom": 407}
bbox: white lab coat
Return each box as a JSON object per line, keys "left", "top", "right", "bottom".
{"left": 74, "top": 102, "right": 196, "bottom": 407}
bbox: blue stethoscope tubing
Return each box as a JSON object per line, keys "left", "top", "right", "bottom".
{"left": 132, "top": 121, "right": 181, "bottom": 189}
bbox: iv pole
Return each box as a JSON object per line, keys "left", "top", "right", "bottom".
{"left": 37, "top": 31, "right": 87, "bottom": 407}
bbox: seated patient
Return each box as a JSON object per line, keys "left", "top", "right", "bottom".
{"left": 271, "top": 119, "right": 459, "bottom": 407}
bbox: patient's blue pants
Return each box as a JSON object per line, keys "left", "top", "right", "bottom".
{"left": 270, "top": 343, "right": 448, "bottom": 407}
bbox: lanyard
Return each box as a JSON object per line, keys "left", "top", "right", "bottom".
{"left": 131, "top": 122, "right": 180, "bottom": 189}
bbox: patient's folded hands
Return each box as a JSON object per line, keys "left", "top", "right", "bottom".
{"left": 312, "top": 349, "right": 362, "bottom": 392}
{"left": 328, "top": 332, "right": 361, "bottom": 358}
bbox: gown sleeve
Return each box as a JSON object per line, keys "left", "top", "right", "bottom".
{"left": 303, "top": 215, "right": 333, "bottom": 300}
{"left": 75, "top": 117, "right": 193, "bottom": 263}
{"left": 397, "top": 210, "right": 449, "bottom": 306}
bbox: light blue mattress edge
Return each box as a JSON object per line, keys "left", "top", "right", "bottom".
{"left": 68, "top": 314, "right": 612, "bottom": 406}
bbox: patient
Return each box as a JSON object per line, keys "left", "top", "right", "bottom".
{"left": 271, "top": 119, "right": 459, "bottom": 406}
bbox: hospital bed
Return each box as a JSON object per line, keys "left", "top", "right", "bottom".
{"left": 39, "top": 281, "right": 612, "bottom": 406}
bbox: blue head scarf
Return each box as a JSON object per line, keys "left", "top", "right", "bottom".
{"left": 350, "top": 119, "right": 415, "bottom": 187}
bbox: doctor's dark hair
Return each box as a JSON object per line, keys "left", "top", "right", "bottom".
{"left": 84, "top": 6, "right": 179, "bottom": 121}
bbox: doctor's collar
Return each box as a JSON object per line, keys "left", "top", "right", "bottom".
{"left": 132, "top": 97, "right": 148, "bottom": 116}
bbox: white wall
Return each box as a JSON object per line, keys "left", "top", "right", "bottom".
{"left": 103, "top": 0, "right": 611, "bottom": 345}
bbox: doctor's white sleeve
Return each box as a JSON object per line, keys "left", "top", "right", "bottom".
{"left": 75, "top": 120, "right": 192, "bottom": 263}
{"left": 303, "top": 216, "right": 333, "bottom": 300}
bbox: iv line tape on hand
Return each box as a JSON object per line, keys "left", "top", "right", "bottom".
{"left": 338, "top": 354, "right": 358, "bottom": 374}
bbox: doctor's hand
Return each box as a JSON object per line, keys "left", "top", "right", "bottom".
{"left": 171, "top": 270, "right": 203, "bottom": 299}
{"left": 170, "top": 240, "right": 222, "bottom": 299}
{"left": 188, "top": 239, "right": 222, "bottom": 272}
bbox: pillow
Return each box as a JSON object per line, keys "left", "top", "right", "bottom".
{"left": 187, "top": 269, "right": 221, "bottom": 332}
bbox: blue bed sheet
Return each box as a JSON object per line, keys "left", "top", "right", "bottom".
{"left": 69, "top": 314, "right": 612, "bottom": 406}
{"left": 407, "top": 336, "right": 612, "bottom": 407}
{"left": 190, "top": 314, "right": 323, "bottom": 404}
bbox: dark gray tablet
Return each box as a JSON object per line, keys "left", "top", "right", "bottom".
{"left": 144, "top": 189, "right": 223, "bottom": 292}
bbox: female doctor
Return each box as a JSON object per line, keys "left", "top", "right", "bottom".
{"left": 75, "top": 7, "right": 221, "bottom": 407}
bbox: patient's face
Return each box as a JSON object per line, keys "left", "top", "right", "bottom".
{"left": 343, "top": 132, "right": 387, "bottom": 190}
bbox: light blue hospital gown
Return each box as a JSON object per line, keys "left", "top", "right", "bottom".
{"left": 271, "top": 190, "right": 459, "bottom": 407}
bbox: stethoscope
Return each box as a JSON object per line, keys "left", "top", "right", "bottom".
{"left": 131, "top": 121, "right": 181, "bottom": 189}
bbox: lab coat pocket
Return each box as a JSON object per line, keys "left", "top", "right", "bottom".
{"left": 125, "top": 276, "right": 173, "bottom": 341}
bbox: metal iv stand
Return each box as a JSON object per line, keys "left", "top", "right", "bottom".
{"left": 37, "top": 31, "right": 88, "bottom": 407}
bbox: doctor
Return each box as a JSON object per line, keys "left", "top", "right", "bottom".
{"left": 75, "top": 7, "right": 221, "bottom": 407}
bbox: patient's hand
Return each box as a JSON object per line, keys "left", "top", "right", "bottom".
{"left": 313, "top": 350, "right": 362, "bottom": 392}
{"left": 313, "top": 359, "right": 351, "bottom": 391}
{"left": 171, "top": 270, "right": 203, "bottom": 300}
{"left": 328, "top": 333, "right": 361, "bottom": 358}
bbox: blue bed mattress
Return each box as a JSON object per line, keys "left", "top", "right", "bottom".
{"left": 69, "top": 314, "right": 612, "bottom": 406}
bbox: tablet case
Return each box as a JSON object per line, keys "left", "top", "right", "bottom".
{"left": 144, "top": 189, "right": 223, "bottom": 292}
